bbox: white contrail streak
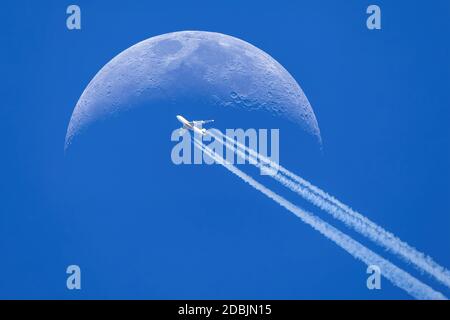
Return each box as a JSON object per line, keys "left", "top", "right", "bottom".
{"left": 193, "top": 139, "right": 446, "bottom": 300}
{"left": 210, "top": 130, "right": 450, "bottom": 289}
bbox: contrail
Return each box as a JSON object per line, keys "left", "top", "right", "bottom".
{"left": 193, "top": 139, "right": 446, "bottom": 300}
{"left": 209, "top": 130, "right": 450, "bottom": 289}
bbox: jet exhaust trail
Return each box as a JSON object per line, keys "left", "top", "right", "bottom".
{"left": 208, "top": 130, "right": 450, "bottom": 290}
{"left": 193, "top": 139, "right": 446, "bottom": 300}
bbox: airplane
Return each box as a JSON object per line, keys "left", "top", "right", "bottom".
{"left": 176, "top": 115, "right": 214, "bottom": 136}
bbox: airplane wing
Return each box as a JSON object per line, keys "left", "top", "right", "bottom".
{"left": 192, "top": 120, "right": 214, "bottom": 126}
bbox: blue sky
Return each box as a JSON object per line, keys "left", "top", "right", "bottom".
{"left": 1, "top": 0, "right": 449, "bottom": 299}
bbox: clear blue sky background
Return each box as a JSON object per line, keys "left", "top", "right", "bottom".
{"left": 1, "top": 0, "right": 449, "bottom": 299}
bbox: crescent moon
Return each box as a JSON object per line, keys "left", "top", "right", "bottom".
{"left": 65, "top": 31, "right": 321, "bottom": 148}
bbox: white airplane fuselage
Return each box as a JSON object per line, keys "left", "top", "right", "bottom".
{"left": 176, "top": 115, "right": 208, "bottom": 136}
